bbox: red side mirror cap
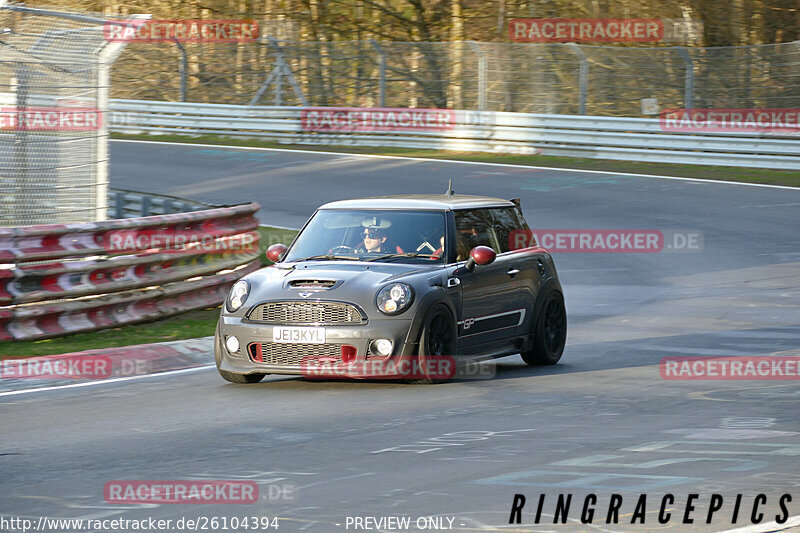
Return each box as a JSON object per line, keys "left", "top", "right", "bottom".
{"left": 465, "top": 245, "right": 496, "bottom": 271}
{"left": 266, "top": 243, "right": 287, "bottom": 263}
{"left": 471, "top": 246, "right": 496, "bottom": 265}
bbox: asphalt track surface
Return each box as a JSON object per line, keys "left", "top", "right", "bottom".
{"left": 2, "top": 140, "right": 799, "bottom": 533}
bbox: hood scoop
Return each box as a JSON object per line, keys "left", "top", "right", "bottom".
{"left": 287, "top": 279, "right": 339, "bottom": 289}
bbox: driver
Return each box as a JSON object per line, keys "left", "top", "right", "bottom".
{"left": 355, "top": 217, "right": 403, "bottom": 254}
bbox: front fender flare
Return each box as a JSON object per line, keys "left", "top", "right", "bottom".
{"left": 400, "top": 288, "right": 457, "bottom": 355}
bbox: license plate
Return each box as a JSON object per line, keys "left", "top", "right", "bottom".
{"left": 273, "top": 326, "right": 326, "bottom": 344}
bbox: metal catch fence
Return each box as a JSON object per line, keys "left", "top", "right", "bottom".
{"left": 111, "top": 38, "right": 800, "bottom": 116}
{"left": 0, "top": 3, "right": 140, "bottom": 227}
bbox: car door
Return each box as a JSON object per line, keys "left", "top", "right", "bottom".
{"left": 452, "top": 208, "right": 527, "bottom": 354}
{"left": 491, "top": 206, "right": 542, "bottom": 337}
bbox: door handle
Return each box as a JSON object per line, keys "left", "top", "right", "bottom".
{"left": 506, "top": 268, "right": 520, "bottom": 276}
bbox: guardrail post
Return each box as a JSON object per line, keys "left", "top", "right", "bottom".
{"left": 141, "top": 195, "right": 151, "bottom": 217}
{"left": 567, "top": 43, "right": 588, "bottom": 115}
{"left": 113, "top": 191, "right": 125, "bottom": 219}
{"left": 468, "top": 41, "right": 487, "bottom": 111}
{"left": 174, "top": 40, "right": 188, "bottom": 102}
{"left": 12, "top": 66, "right": 30, "bottom": 224}
{"left": 677, "top": 46, "right": 694, "bottom": 109}
{"left": 370, "top": 39, "right": 387, "bottom": 107}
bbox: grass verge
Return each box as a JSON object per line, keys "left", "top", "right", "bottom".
{"left": 111, "top": 132, "right": 800, "bottom": 188}
{"left": 1, "top": 226, "right": 299, "bottom": 358}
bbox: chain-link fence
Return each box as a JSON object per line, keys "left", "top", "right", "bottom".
{"left": 112, "top": 38, "right": 800, "bottom": 116}
{"left": 0, "top": 4, "right": 134, "bottom": 227}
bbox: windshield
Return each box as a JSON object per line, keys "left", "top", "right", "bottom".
{"left": 284, "top": 209, "right": 447, "bottom": 264}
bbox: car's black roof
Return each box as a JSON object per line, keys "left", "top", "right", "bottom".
{"left": 319, "top": 194, "right": 516, "bottom": 211}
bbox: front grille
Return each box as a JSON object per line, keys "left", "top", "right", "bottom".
{"left": 248, "top": 301, "right": 365, "bottom": 325}
{"left": 250, "top": 342, "right": 343, "bottom": 365}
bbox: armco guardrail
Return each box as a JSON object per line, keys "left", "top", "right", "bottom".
{"left": 110, "top": 100, "right": 800, "bottom": 170}
{"left": 0, "top": 198, "right": 260, "bottom": 341}
{"left": 109, "top": 188, "right": 210, "bottom": 219}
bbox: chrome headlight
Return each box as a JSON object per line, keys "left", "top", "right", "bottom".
{"left": 376, "top": 283, "right": 414, "bottom": 315}
{"left": 227, "top": 279, "right": 251, "bottom": 312}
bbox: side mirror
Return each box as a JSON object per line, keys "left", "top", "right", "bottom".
{"left": 465, "top": 245, "right": 496, "bottom": 271}
{"left": 266, "top": 243, "right": 288, "bottom": 263}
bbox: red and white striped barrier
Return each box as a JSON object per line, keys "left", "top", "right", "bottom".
{"left": 1, "top": 203, "right": 261, "bottom": 341}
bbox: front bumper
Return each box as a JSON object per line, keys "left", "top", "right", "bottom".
{"left": 216, "top": 314, "right": 417, "bottom": 377}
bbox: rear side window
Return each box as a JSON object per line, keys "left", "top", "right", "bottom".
{"left": 454, "top": 210, "right": 495, "bottom": 260}
{"left": 491, "top": 207, "right": 531, "bottom": 252}
{"left": 454, "top": 207, "right": 532, "bottom": 258}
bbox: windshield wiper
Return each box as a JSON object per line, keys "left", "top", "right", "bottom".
{"left": 367, "top": 252, "right": 438, "bottom": 262}
{"left": 293, "top": 254, "right": 361, "bottom": 262}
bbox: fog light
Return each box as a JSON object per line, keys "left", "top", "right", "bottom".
{"left": 225, "top": 335, "right": 240, "bottom": 354}
{"left": 372, "top": 338, "right": 393, "bottom": 356}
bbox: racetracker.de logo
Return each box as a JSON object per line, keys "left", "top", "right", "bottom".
{"left": 300, "top": 108, "right": 455, "bottom": 132}
{"left": 509, "top": 18, "right": 663, "bottom": 42}
{"left": 103, "top": 229, "right": 258, "bottom": 254}
{"left": 104, "top": 19, "right": 259, "bottom": 42}
{"left": 0, "top": 107, "right": 102, "bottom": 131}
{"left": 508, "top": 229, "right": 703, "bottom": 253}
{"left": 661, "top": 356, "right": 800, "bottom": 380}
{"left": 660, "top": 108, "right": 800, "bottom": 134}
{"left": 104, "top": 480, "right": 258, "bottom": 504}
{"left": 0, "top": 354, "right": 112, "bottom": 380}
{"left": 299, "top": 355, "right": 495, "bottom": 381}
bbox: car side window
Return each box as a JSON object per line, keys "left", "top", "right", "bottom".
{"left": 454, "top": 210, "right": 498, "bottom": 260}
{"left": 491, "top": 207, "right": 532, "bottom": 253}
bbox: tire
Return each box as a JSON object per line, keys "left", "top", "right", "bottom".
{"left": 408, "top": 305, "right": 457, "bottom": 384}
{"left": 520, "top": 290, "right": 567, "bottom": 366}
{"left": 214, "top": 325, "right": 266, "bottom": 384}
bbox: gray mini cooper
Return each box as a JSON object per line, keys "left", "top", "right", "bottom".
{"left": 214, "top": 192, "right": 566, "bottom": 383}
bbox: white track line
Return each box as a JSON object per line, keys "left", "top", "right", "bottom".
{"left": 0, "top": 365, "right": 215, "bottom": 398}
{"left": 716, "top": 515, "right": 800, "bottom": 533}
{"left": 111, "top": 139, "right": 799, "bottom": 191}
